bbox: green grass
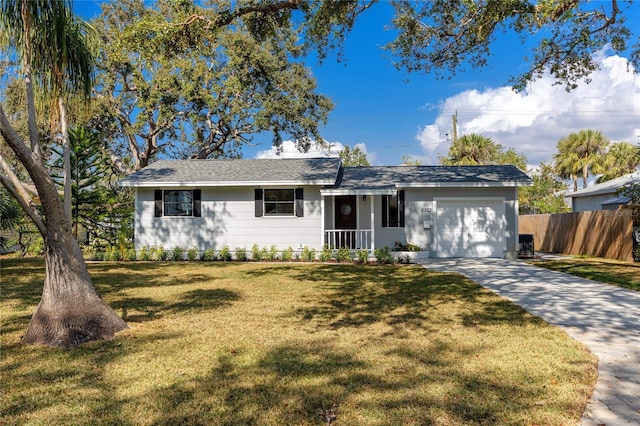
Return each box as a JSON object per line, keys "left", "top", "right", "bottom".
{"left": 1, "top": 259, "right": 597, "bottom": 425}
{"left": 531, "top": 257, "right": 640, "bottom": 292}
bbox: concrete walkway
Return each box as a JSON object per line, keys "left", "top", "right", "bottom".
{"left": 421, "top": 258, "right": 640, "bottom": 426}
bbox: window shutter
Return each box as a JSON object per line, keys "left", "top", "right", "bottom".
{"left": 295, "top": 188, "right": 304, "bottom": 217}
{"left": 154, "top": 190, "right": 163, "bottom": 217}
{"left": 255, "top": 189, "right": 263, "bottom": 217}
{"left": 193, "top": 189, "right": 201, "bottom": 217}
{"left": 399, "top": 190, "right": 405, "bottom": 228}
{"left": 381, "top": 195, "right": 388, "bottom": 228}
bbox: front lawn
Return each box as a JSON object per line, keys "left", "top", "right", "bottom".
{"left": 531, "top": 257, "right": 640, "bottom": 292}
{"left": 1, "top": 259, "right": 596, "bottom": 425}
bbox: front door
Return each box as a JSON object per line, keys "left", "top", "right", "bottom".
{"left": 335, "top": 195, "right": 357, "bottom": 248}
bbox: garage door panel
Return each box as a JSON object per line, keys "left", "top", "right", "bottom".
{"left": 436, "top": 200, "right": 504, "bottom": 258}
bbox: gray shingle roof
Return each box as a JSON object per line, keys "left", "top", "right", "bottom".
{"left": 119, "top": 158, "right": 342, "bottom": 187}
{"left": 323, "top": 165, "right": 531, "bottom": 193}
{"left": 119, "top": 159, "right": 531, "bottom": 189}
{"left": 565, "top": 171, "right": 640, "bottom": 198}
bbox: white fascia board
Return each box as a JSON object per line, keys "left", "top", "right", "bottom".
{"left": 119, "top": 179, "right": 334, "bottom": 188}
{"left": 399, "top": 181, "right": 531, "bottom": 188}
{"left": 566, "top": 188, "right": 617, "bottom": 198}
{"left": 320, "top": 188, "right": 396, "bottom": 196}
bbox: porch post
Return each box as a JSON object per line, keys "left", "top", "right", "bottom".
{"left": 370, "top": 194, "right": 375, "bottom": 255}
{"left": 320, "top": 194, "right": 325, "bottom": 250}
{"left": 356, "top": 193, "right": 361, "bottom": 249}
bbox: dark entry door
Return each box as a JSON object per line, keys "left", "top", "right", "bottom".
{"left": 335, "top": 195, "right": 357, "bottom": 248}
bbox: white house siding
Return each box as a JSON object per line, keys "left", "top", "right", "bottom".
{"left": 135, "top": 186, "right": 323, "bottom": 251}
{"left": 572, "top": 194, "right": 614, "bottom": 212}
{"left": 371, "top": 187, "right": 519, "bottom": 257}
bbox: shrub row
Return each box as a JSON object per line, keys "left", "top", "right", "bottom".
{"left": 91, "top": 244, "right": 411, "bottom": 264}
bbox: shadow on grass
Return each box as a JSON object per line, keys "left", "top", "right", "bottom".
{"left": 1, "top": 262, "right": 592, "bottom": 425}
{"left": 533, "top": 259, "right": 640, "bottom": 292}
{"left": 276, "top": 264, "right": 541, "bottom": 331}
{"left": 139, "top": 338, "right": 551, "bottom": 425}
{"left": 1, "top": 259, "right": 242, "bottom": 324}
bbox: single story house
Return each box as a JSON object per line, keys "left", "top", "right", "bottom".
{"left": 566, "top": 171, "right": 640, "bottom": 212}
{"left": 119, "top": 158, "right": 532, "bottom": 258}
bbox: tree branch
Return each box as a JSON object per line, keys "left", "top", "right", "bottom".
{"left": 173, "top": 0, "right": 303, "bottom": 30}
{"left": 0, "top": 157, "right": 47, "bottom": 236}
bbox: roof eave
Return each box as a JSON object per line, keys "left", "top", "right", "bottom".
{"left": 119, "top": 180, "right": 336, "bottom": 188}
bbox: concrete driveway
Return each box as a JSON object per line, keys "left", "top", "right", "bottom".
{"left": 421, "top": 258, "right": 640, "bottom": 426}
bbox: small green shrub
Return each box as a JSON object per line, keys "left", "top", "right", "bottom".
{"left": 235, "top": 247, "right": 247, "bottom": 261}
{"left": 125, "top": 248, "right": 137, "bottom": 261}
{"left": 301, "top": 246, "right": 316, "bottom": 262}
{"left": 202, "top": 248, "right": 216, "bottom": 261}
{"left": 150, "top": 245, "right": 168, "bottom": 261}
{"left": 393, "top": 242, "right": 422, "bottom": 252}
{"left": 171, "top": 246, "right": 185, "bottom": 261}
{"left": 356, "top": 249, "right": 370, "bottom": 264}
{"left": 320, "top": 244, "right": 332, "bottom": 262}
{"left": 282, "top": 246, "right": 294, "bottom": 261}
{"left": 251, "top": 244, "right": 262, "bottom": 261}
{"left": 139, "top": 246, "right": 151, "bottom": 261}
{"left": 374, "top": 246, "right": 394, "bottom": 264}
{"left": 268, "top": 245, "right": 279, "bottom": 261}
{"left": 105, "top": 246, "right": 120, "bottom": 261}
{"left": 92, "top": 251, "right": 105, "bottom": 261}
{"left": 187, "top": 247, "right": 199, "bottom": 261}
{"left": 219, "top": 246, "right": 232, "bottom": 261}
{"left": 336, "top": 247, "right": 352, "bottom": 262}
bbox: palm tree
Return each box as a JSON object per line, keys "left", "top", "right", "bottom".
{"left": 440, "top": 134, "right": 500, "bottom": 165}
{"left": 554, "top": 135, "right": 581, "bottom": 192}
{"left": 554, "top": 130, "right": 609, "bottom": 191}
{"left": 440, "top": 133, "right": 527, "bottom": 170}
{"left": 0, "top": 0, "right": 127, "bottom": 347}
{"left": 599, "top": 141, "right": 640, "bottom": 182}
{"left": 31, "top": 1, "right": 97, "bottom": 222}
{"left": 573, "top": 129, "right": 609, "bottom": 189}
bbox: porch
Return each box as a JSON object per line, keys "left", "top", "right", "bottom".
{"left": 320, "top": 189, "right": 395, "bottom": 252}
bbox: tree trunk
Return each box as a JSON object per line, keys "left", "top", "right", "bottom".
{"left": 21, "top": 218, "right": 128, "bottom": 347}
{"left": 60, "top": 97, "right": 73, "bottom": 224}
{"left": 1, "top": 104, "right": 128, "bottom": 348}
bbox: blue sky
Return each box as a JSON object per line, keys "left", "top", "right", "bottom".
{"left": 75, "top": 1, "right": 640, "bottom": 171}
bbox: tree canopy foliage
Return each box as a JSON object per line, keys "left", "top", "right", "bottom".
{"left": 339, "top": 144, "right": 370, "bottom": 166}
{"left": 439, "top": 133, "right": 527, "bottom": 170}
{"left": 90, "top": 0, "right": 374, "bottom": 171}
{"left": 519, "top": 162, "right": 570, "bottom": 214}
{"left": 387, "top": 0, "right": 639, "bottom": 91}
{"left": 599, "top": 141, "right": 640, "bottom": 183}
{"left": 554, "top": 129, "right": 609, "bottom": 191}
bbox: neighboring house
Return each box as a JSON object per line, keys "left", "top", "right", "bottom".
{"left": 566, "top": 171, "right": 640, "bottom": 212}
{"left": 119, "top": 158, "right": 531, "bottom": 258}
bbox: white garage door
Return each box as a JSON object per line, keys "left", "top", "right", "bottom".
{"left": 435, "top": 200, "right": 505, "bottom": 258}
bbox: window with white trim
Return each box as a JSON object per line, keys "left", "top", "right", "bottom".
{"left": 255, "top": 188, "right": 304, "bottom": 217}
{"left": 265, "top": 189, "right": 295, "bottom": 216}
{"left": 154, "top": 189, "right": 201, "bottom": 217}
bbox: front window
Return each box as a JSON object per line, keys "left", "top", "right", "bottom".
{"left": 264, "top": 189, "right": 295, "bottom": 216}
{"left": 382, "top": 190, "right": 404, "bottom": 228}
{"left": 164, "top": 190, "right": 193, "bottom": 216}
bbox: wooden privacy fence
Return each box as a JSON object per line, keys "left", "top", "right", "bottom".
{"left": 519, "top": 209, "right": 634, "bottom": 262}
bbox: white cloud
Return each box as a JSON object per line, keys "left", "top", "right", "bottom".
{"left": 255, "top": 140, "right": 341, "bottom": 159}
{"left": 416, "top": 54, "right": 640, "bottom": 168}
{"left": 255, "top": 140, "right": 376, "bottom": 164}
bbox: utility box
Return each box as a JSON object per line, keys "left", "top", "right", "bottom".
{"left": 518, "top": 234, "right": 534, "bottom": 258}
